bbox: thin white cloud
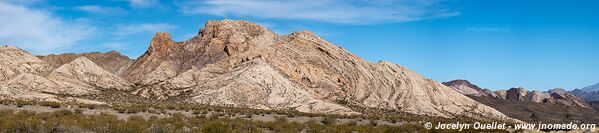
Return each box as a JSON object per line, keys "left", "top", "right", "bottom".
{"left": 0, "top": 1, "right": 95, "bottom": 54}
{"left": 114, "top": 23, "right": 177, "bottom": 36}
{"left": 102, "top": 42, "right": 129, "bottom": 50}
{"left": 127, "top": 0, "right": 159, "bottom": 8}
{"left": 178, "top": 0, "right": 459, "bottom": 24}
{"left": 75, "top": 5, "right": 126, "bottom": 14}
{"left": 1, "top": 0, "right": 45, "bottom": 5}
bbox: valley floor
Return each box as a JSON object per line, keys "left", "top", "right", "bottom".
{"left": 0, "top": 100, "right": 512, "bottom": 133}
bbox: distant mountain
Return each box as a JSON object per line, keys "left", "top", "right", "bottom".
{"left": 582, "top": 82, "right": 599, "bottom": 92}
{"left": 444, "top": 80, "right": 590, "bottom": 109}
{"left": 443, "top": 79, "right": 597, "bottom": 122}
{"left": 0, "top": 20, "right": 520, "bottom": 122}
{"left": 570, "top": 82, "right": 599, "bottom": 102}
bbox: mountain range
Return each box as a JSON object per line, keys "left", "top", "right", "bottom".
{"left": 570, "top": 82, "right": 599, "bottom": 102}
{"left": 0, "top": 20, "right": 517, "bottom": 122}
{"left": 443, "top": 79, "right": 599, "bottom": 123}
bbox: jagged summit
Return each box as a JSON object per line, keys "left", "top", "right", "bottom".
{"left": 147, "top": 32, "right": 176, "bottom": 55}
{"left": 199, "top": 19, "right": 274, "bottom": 36}
{"left": 123, "top": 20, "right": 278, "bottom": 84}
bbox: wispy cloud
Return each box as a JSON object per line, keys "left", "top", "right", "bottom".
{"left": 114, "top": 23, "right": 177, "bottom": 36}
{"left": 127, "top": 0, "right": 159, "bottom": 8}
{"left": 75, "top": 5, "right": 126, "bottom": 14}
{"left": 178, "top": 0, "right": 459, "bottom": 24}
{"left": 101, "top": 42, "right": 129, "bottom": 50}
{"left": 1, "top": 0, "right": 45, "bottom": 5}
{"left": 0, "top": 1, "right": 95, "bottom": 54}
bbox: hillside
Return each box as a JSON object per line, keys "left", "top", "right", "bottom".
{"left": 0, "top": 20, "right": 518, "bottom": 123}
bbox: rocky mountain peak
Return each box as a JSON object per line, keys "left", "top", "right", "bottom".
{"left": 506, "top": 87, "right": 529, "bottom": 101}
{"left": 123, "top": 20, "right": 278, "bottom": 84}
{"left": 148, "top": 32, "right": 175, "bottom": 55}
{"left": 200, "top": 20, "right": 273, "bottom": 37}
{"left": 548, "top": 88, "right": 567, "bottom": 94}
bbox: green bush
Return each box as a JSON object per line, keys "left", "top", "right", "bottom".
{"left": 39, "top": 101, "right": 61, "bottom": 108}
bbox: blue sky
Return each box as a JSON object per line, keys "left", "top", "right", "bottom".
{"left": 1, "top": 0, "right": 598, "bottom": 91}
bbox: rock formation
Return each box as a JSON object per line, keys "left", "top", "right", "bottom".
{"left": 443, "top": 80, "right": 590, "bottom": 109}
{"left": 0, "top": 20, "right": 521, "bottom": 122}
{"left": 125, "top": 20, "right": 514, "bottom": 121}
{"left": 570, "top": 82, "right": 599, "bottom": 102}
{"left": 0, "top": 45, "right": 53, "bottom": 83}
{"left": 0, "top": 45, "right": 127, "bottom": 104}
{"left": 39, "top": 51, "right": 133, "bottom": 75}
{"left": 46, "top": 57, "right": 133, "bottom": 94}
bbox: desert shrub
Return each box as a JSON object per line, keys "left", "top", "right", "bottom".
{"left": 39, "top": 101, "right": 61, "bottom": 108}
{"left": 201, "top": 120, "right": 231, "bottom": 133}
{"left": 274, "top": 116, "right": 288, "bottom": 123}
{"left": 15, "top": 100, "right": 34, "bottom": 107}
{"left": 74, "top": 108, "right": 84, "bottom": 114}
{"left": 346, "top": 120, "right": 358, "bottom": 126}
{"left": 78, "top": 104, "right": 98, "bottom": 110}
{"left": 369, "top": 120, "right": 378, "bottom": 126}
{"left": 321, "top": 116, "right": 337, "bottom": 125}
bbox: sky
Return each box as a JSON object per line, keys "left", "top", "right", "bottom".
{"left": 1, "top": 0, "right": 598, "bottom": 91}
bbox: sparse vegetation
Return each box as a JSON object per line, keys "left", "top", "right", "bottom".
{"left": 38, "top": 101, "right": 61, "bottom": 108}
{"left": 0, "top": 99, "right": 513, "bottom": 132}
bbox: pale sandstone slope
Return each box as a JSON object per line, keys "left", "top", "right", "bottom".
{"left": 126, "top": 20, "right": 516, "bottom": 121}
{"left": 0, "top": 45, "right": 53, "bottom": 83}
{"left": 39, "top": 51, "right": 133, "bottom": 75}
{"left": 0, "top": 45, "right": 57, "bottom": 101}
{"left": 47, "top": 57, "right": 133, "bottom": 94}
{"left": 0, "top": 46, "right": 126, "bottom": 103}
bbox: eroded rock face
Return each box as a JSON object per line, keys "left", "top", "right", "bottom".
{"left": 39, "top": 51, "right": 133, "bottom": 75}
{"left": 122, "top": 20, "right": 276, "bottom": 85}
{"left": 126, "top": 20, "right": 515, "bottom": 121}
{"left": 499, "top": 88, "right": 589, "bottom": 108}
{"left": 121, "top": 32, "right": 185, "bottom": 84}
